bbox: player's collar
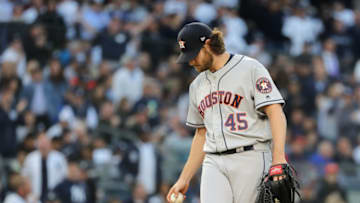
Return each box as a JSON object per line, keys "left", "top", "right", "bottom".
{"left": 207, "top": 54, "right": 241, "bottom": 78}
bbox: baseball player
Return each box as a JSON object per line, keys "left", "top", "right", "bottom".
{"left": 166, "top": 22, "right": 289, "bottom": 203}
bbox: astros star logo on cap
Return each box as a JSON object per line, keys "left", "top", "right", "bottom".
{"left": 178, "top": 40, "right": 185, "bottom": 49}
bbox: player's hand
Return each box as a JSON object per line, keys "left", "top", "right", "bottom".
{"left": 271, "top": 160, "right": 287, "bottom": 181}
{"left": 166, "top": 179, "right": 189, "bottom": 203}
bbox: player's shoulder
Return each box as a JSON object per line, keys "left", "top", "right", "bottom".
{"left": 231, "top": 55, "right": 266, "bottom": 73}
{"left": 189, "top": 72, "right": 207, "bottom": 89}
{"left": 239, "top": 55, "right": 265, "bottom": 68}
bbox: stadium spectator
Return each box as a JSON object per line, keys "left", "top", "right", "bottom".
{"left": 53, "top": 160, "right": 94, "bottom": 203}
{"left": 112, "top": 55, "right": 144, "bottom": 106}
{"left": 282, "top": 3, "right": 324, "bottom": 56}
{"left": 316, "top": 163, "right": 347, "bottom": 203}
{"left": 3, "top": 173, "right": 33, "bottom": 203}
{"left": 22, "top": 133, "right": 67, "bottom": 202}
{"left": 1, "top": 0, "right": 360, "bottom": 202}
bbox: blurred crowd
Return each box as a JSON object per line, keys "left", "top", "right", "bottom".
{"left": 1, "top": 0, "right": 360, "bottom": 202}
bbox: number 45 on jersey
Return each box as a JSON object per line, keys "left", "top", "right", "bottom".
{"left": 225, "top": 113, "right": 248, "bottom": 131}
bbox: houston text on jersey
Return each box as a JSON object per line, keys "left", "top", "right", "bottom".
{"left": 198, "top": 91, "right": 244, "bottom": 118}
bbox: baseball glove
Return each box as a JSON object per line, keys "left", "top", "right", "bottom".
{"left": 256, "top": 163, "right": 300, "bottom": 203}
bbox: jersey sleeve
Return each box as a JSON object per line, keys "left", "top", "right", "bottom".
{"left": 186, "top": 84, "right": 205, "bottom": 128}
{"left": 251, "top": 60, "right": 285, "bottom": 114}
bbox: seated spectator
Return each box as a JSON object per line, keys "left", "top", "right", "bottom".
{"left": 53, "top": 159, "right": 94, "bottom": 203}
{"left": 123, "top": 183, "right": 148, "bottom": 203}
{"left": 4, "top": 173, "right": 33, "bottom": 203}
{"left": 1, "top": 35, "right": 26, "bottom": 79}
{"left": 309, "top": 140, "right": 334, "bottom": 176}
{"left": 334, "top": 137, "right": 355, "bottom": 166}
{"left": 58, "top": 87, "right": 98, "bottom": 129}
{"left": 316, "top": 163, "right": 347, "bottom": 203}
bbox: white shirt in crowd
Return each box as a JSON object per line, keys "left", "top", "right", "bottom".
{"left": 334, "top": 8, "right": 355, "bottom": 27}
{"left": 0, "top": 0, "right": 13, "bottom": 22}
{"left": 322, "top": 51, "right": 340, "bottom": 78}
{"left": 194, "top": 2, "right": 217, "bottom": 24}
{"left": 3, "top": 193, "right": 26, "bottom": 203}
{"left": 282, "top": 15, "right": 323, "bottom": 56}
{"left": 31, "top": 83, "right": 48, "bottom": 116}
{"left": 22, "top": 150, "right": 68, "bottom": 199}
{"left": 137, "top": 142, "right": 157, "bottom": 195}
{"left": 112, "top": 66, "right": 144, "bottom": 106}
{"left": 222, "top": 14, "right": 248, "bottom": 54}
{"left": 58, "top": 105, "right": 99, "bottom": 129}
{"left": 1, "top": 46, "right": 27, "bottom": 79}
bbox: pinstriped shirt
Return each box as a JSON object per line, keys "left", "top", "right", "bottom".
{"left": 186, "top": 55, "right": 285, "bottom": 153}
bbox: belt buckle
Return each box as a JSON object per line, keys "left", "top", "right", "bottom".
{"left": 235, "top": 147, "right": 244, "bottom": 153}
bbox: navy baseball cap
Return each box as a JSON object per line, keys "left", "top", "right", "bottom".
{"left": 176, "top": 22, "right": 212, "bottom": 64}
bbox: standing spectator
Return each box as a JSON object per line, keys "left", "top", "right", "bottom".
{"left": 93, "top": 18, "right": 130, "bottom": 63}
{"left": 112, "top": 55, "right": 144, "bottom": 106}
{"left": 141, "top": 17, "right": 170, "bottom": 68}
{"left": 259, "top": 1, "right": 287, "bottom": 51}
{"left": 36, "top": 0, "right": 66, "bottom": 49}
{"left": 295, "top": 57, "right": 317, "bottom": 115}
{"left": 282, "top": 3, "right": 324, "bottom": 56}
{"left": 161, "top": 116, "right": 192, "bottom": 184}
{"left": 312, "top": 56, "right": 330, "bottom": 94}
{"left": 22, "top": 133, "right": 67, "bottom": 202}
{"left": 0, "top": 89, "right": 23, "bottom": 158}
{"left": 326, "top": 19, "right": 353, "bottom": 72}
{"left": 44, "top": 58, "right": 68, "bottom": 123}
{"left": 80, "top": 0, "right": 110, "bottom": 40}
{"left": 56, "top": 0, "right": 79, "bottom": 39}
{"left": 3, "top": 174, "right": 33, "bottom": 203}
{"left": 317, "top": 82, "right": 344, "bottom": 140}
{"left": 0, "top": 0, "right": 13, "bottom": 22}
{"left": 220, "top": 7, "right": 248, "bottom": 54}
{"left": 20, "top": 63, "right": 50, "bottom": 129}
{"left": 136, "top": 127, "right": 162, "bottom": 197}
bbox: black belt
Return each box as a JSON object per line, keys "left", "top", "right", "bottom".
{"left": 208, "top": 145, "right": 254, "bottom": 155}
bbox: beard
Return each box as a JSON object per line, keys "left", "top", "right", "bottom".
{"left": 196, "top": 50, "right": 213, "bottom": 72}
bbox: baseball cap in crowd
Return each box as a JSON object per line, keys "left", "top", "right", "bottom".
{"left": 176, "top": 22, "right": 212, "bottom": 64}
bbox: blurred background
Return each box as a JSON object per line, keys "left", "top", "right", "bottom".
{"left": 0, "top": 0, "right": 360, "bottom": 202}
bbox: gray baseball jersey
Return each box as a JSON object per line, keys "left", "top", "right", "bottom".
{"left": 186, "top": 54, "right": 285, "bottom": 153}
